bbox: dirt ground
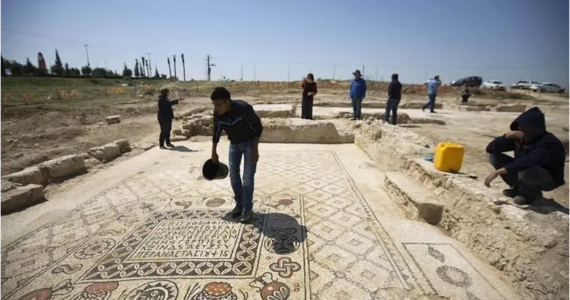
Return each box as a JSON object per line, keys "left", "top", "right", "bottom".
{"left": 2, "top": 79, "right": 568, "bottom": 208}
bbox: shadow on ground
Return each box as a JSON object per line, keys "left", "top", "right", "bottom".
{"left": 223, "top": 212, "right": 307, "bottom": 255}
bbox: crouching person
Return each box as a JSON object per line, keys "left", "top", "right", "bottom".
{"left": 484, "top": 107, "right": 566, "bottom": 205}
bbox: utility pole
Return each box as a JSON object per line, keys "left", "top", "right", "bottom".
{"left": 375, "top": 67, "right": 378, "bottom": 82}
{"left": 333, "top": 65, "right": 336, "bottom": 80}
{"left": 206, "top": 55, "right": 216, "bottom": 81}
{"left": 84, "top": 44, "right": 90, "bottom": 66}
{"left": 173, "top": 55, "right": 177, "bottom": 80}
{"left": 362, "top": 65, "right": 365, "bottom": 77}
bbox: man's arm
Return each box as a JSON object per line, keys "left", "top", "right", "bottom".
{"left": 485, "top": 135, "right": 516, "bottom": 154}
{"left": 313, "top": 82, "right": 318, "bottom": 96}
{"left": 243, "top": 104, "right": 263, "bottom": 148}
{"left": 169, "top": 99, "right": 180, "bottom": 106}
{"left": 362, "top": 80, "right": 367, "bottom": 99}
{"left": 211, "top": 114, "right": 222, "bottom": 161}
{"left": 504, "top": 145, "right": 551, "bottom": 174}
{"left": 388, "top": 82, "right": 394, "bottom": 98}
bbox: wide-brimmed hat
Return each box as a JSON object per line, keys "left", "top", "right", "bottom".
{"left": 352, "top": 69, "right": 362, "bottom": 76}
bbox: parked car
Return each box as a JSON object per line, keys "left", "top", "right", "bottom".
{"left": 529, "top": 82, "right": 566, "bottom": 93}
{"left": 450, "top": 76, "right": 483, "bottom": 87}
{"left": 482, "top": 80, "right": 507, "bottom": 90}
{"left": 511, "top": 80, "right": 541, "bottom": 90}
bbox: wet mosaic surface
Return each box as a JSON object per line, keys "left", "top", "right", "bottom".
{"left": 1, "top": 149, "right": 511, "bottom": 300}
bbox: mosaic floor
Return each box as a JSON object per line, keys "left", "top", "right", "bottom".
{"left": 1, "top": 143, "right": 516, "bottom": 300}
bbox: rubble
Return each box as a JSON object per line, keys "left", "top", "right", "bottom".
{"left": 105, "top": 115, "right": 121, "bottom": 125}
{"left": 1, "top": 184, "right": 45, "bottom": 215}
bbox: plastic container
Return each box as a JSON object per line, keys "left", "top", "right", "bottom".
{"left": 433, "top": 142, "right": 464, "bottom": 173}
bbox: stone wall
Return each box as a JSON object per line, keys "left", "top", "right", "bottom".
{"left": 352, "top": 121, "right": 569, "bottom": 300}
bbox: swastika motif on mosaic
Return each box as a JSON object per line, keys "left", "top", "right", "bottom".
{"left": 2, "top": 150, "right": 435, "bottom": 300}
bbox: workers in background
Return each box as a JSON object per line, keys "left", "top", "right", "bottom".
{"left": 157, "top": 88, "right": 180, "bottom": 149}
{"left": 422, "top": 75, "right": 441, "bottom": 113}
{"left": 349, "top": 69, "right": 367, "bottom": 120}
{"left": 301, "top": 73, "right": 318, "bottom": 120}
{"left": 384, "top": 73, "right": 402, "bottom": 125}
{"left": 462, "top": 86, "right": 471, "bottom": 103}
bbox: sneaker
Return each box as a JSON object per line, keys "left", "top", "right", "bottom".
{"left": 166, "top": 143, "right": 175, "bottom": 148}
{"left": 422, "top": 107, "right": 426, "bottom": 112}
{"left": 513, "top": 195, "right": 529, "bottom": 205}
{"left": 240, "top": 210, "right": 253, "bottom": 223}
{"left": 159, "top": 145, "right": 167, "bottom": 149}
{"left": 502, "top": 189, "right": 518, "bottom": 198}
{"left": 230, "top": 206, "right": 243, "bottom": 218}
{"left": 430, "top": 111, "right": 437, "bottom": 113}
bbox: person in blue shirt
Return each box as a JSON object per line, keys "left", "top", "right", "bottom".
{"left": 349, "top": 69, "right": 367, "bottom": 120}
{"left": 157, "top": 88, "right": 180, "bottom": 149}
{"left": 485, "top": 107, "right": 566, "bottom": 205}
{"left": 210, "top": 87, "right": 263, "bottom": 223}
{"left": 422, "top": 75, "right": 440, "bottom": 113}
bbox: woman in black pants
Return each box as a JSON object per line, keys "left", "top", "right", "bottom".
{"left": 157, "top": 88, "right": 180, "bottom": 149}
{"left": 301, "top": 73, "right": 318, "bottom": 119}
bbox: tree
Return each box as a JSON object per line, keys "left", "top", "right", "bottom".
{"left": 92, "top": 67, "right": 107, "bottom": 78}
{"left": 181, "top": 53, "right": 186, "bottom": 81}
{"left": 167, "top": 57, "right": 172, "bottom": 78}
{"left": 9, "top": 60, "right": 24, "bottom": 76}
{"left": 70, "top": 68, "right": 81, "bottom": 76}
{"left": 51, "top": 49, "right": 64, "bottom": 75}
{"left": 81, "top": 65, "right": 92, "bottom": 75}
{"left": 23, "top": 58, "right": 37, "bottom": 75}
{"left": 140, "top": 57, "right": 146, "bottom": 77}
{"left": 64, "top": 63, "right": 70, "bottom": 75}
{"left": 1, "top": 56, "right": 7, "bottom": 76}
{"left": 122, "top": 64, "right": 133, "bottom": 77}
{"left": 154, "top": 68, "right": 159, "bottom": 78}
{"left": 161, "top": 74, "right": 167, "bottom": 79}
{"left": 134, "top": 59, "right": 140, "bottom": 77}
{"left": 173, "top": 55, "right": 177, "bottom": 80}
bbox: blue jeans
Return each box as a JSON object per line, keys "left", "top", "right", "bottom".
{"left": 423, "top": 94, "right": 437, "bottom": 112}
{"left": 351, "top": 98, "right": 363, "bottom": 119}
{"left": 384, "top": 98, "right": 400, "bottom": 125}
{"left": 229, "top": 139, "right": 257, "bottom": 211}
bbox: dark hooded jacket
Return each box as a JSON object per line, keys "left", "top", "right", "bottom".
{"left": 486, "top": 107, "right": 566, "bottom": 186}
{"left": 157, "top": 94, "right": 179, "bottom": 120}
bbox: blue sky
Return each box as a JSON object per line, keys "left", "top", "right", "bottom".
{"left": 2, "top": 0, "right": 568, "bottom": 86}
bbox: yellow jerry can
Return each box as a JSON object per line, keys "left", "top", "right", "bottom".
{"left": 434, "top": 142, "right": 465, "bottom": 173}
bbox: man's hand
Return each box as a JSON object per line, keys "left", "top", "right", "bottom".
{"left": 211, "top": 152, "right": 219, "bottom": 163}
{"left": 252, "top": 148, "right": 259, "bottom": 163}
{"left": 484, "top": 170, "right": 499, "bottom": 187}
{"left": 505, "top": 130, "right": 525, "bottom": 140}
{"left": 307, "top": 92, "right": 314, "bottom": 96}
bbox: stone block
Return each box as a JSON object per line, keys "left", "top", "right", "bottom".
{"left": 1, "top": 184, "right": 45, "bottom": 215}
{"left": 88, "top": 143, "right": 121, "bottom": 162}
{"left": 1, "top": 179, "right": 17, "bottom": 192}
{"left": 113, "top": 139, "right": 132, "bottom": 154}
{"left": 2, "top": 166, "right": 47, "bottom": 185}
{"left": 260, "top": 118, "right": 352, "bottom": 144}
{"left": 105, "top": 115, "right": 121, "bottom": 125}
{"left": 40, "top": 154, "right": 86, "bottom": 181}
{"left": 384, "top": 172, "right": 443, "bottom": 225}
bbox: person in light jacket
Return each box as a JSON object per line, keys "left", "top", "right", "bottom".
{"left": 157, "top": 88, "right": 180, "bottom": 149}
{"left": 349, "top": 69, "right": 367, "bottom": 120}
